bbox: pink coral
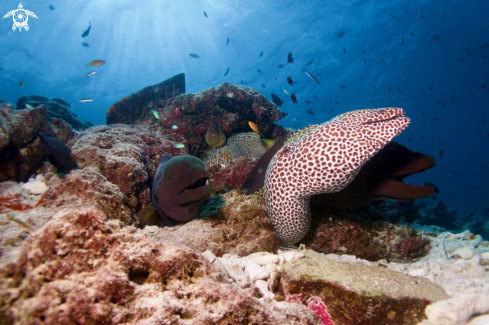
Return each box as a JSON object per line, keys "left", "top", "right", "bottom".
{"left": 307, "top": 296, "right": 334, "bottom": 325}
{"left": 286, "top": 293, "right": 303, "bottom": 303}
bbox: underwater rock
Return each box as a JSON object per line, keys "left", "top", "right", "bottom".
{"left": 303, "top": 204, "right": 431, "bottom": 262}
{"left": 151, "top": 154, "right": 210, "bottom": 226}
{"left": 72, "top": 124, "right": 185, "bottom": 211}
{"left": 0, "top": 106, "right": 76, "bottom": 182}
{"left": 207, "top": 156, "right": 256, "bottom": 195}
{"left": 158, "top": 82, "right": 288, "bottom": 157}
{"left": 0, "top": 207, "right": 317, "bottom": 324}
{"left": 106, "top": 73, "right": 185, "bottom": 125}
{"left": 205, "top": 121, "right": 227, "bottom": 149}
{"left": 150, "top": 190, "right": 280, "bottom": 257}
{"left": 414, "top": 200, "right": 460, "bottom": 231}
{"left": 16, "top": 95, "right": 92, "bottom": 130}
{"left": 279, "top": 249, "right": 449, "bottom": 325}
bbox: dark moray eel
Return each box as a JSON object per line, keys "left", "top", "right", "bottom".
{"left": 151, "top": 154, "right": 210, "bottom": 226}
{"left": 39, "top": 134, "right": 78, "bottom": 171}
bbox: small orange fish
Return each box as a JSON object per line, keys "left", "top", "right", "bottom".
{"left": 87, "top": 60, "right": 106, "bottom": 68}
{"left": 222, "top": 153, "right": 232, "bottom": 161}
{"left": 19, "top": 81, "right": 24, "bottom": 87}
{"left": 248, "top": 121, "right": 260, "bottom": 134}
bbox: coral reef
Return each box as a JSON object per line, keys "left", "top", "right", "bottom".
{"left": 72, "top": 124, "right": 185, "bottom": 211}
{"left": 106, "top": 73, "right": 186, "bottom": 125}
{"left": 207, "top": 157, "right": 256, "bottom": 195}
{"left": 158, "top": 82, "right": 288, "bottom": 157}
{"left": 16, "top": 95, "right": 92, "bottom": 130}
{"left": 278, "top": 249, "right": 449, "bottom": 325}
{"left": 0, "top": 207, "right": 318, "bottom": 324}
{"left": 150, "top": 190, "right": 280, "bottom": 257}
{"left": 303, "top": 203, "right": 431, "bottom": 262}
{"left": 0, "top": 106, "right": 76, "bottom": 182}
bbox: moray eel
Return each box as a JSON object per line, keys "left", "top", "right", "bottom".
{"left": 39, "top": 134, "right": 78, "bottom": 171}
{"left": 151, "top": 155, "right": 210, "bottom": 226}
{"left": 310, "top": 141, "right": 436, "bottom": 208}
{"left": 264, "top": 108, "right": 410, "bottom": 246}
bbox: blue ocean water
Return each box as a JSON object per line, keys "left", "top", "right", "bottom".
{"left": 0, "top": 0, "right": 488, "bottom": 215}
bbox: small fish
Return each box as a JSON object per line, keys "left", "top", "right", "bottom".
{"left": 0, "top": 67, "right": 3, "bottom": 71}
{"left": 438, "top": 148, "right": 445, "bottom": 158}
{"left": 314, "top": 96, "right": 320, "bottom": 102}
{"left": 85, "top": 70, "right": 96, "bottom": 78}
{"left": 271, "top": 93, "right": 283, "bottom": 107}
{"left": 306, "top": 108, "right": 315, "bottom": 115}
{"left": 409, "top": 31, "right": 415, "bottom": 36}
{"left": 259, "top": 51, "right": 263, "bottom": 58}
{"left": 248, "top": 121, "right": 260, "bottom": 134}
{"left": 19, "top": 81, "right": 24, "bottom": 87}
{"left": 363, "top": 57, "right": 367, "bottom": 66}
{"left": 431, "top": 34, "right": 441, "bottom": 41}
{"left": 189, "top": 53, "right": 200, "bottom": 58}
{"left": 419, "top": 10, "right": 426, "bottom": 20}
{"left": 287, "top": 77, "right": 294, "bottom": 86}
{"left": 305, "top": 71, "right": 320, "bottom": 85}
{"left": 301, "top": 68, "right": 308, "bottom": 72}
{"left": 78, "top": 98, "right": 93, "bottom": 102}
{"left": 82, "top": 42, "right": 90, "bottom": 47}
{"left": 261, "top": 84, "right": 266, "bottom": 88}
{"left": 291, "top": 118, "right": 297, "bottom": 122}
{"left": 306, "top": 59, "right": 315, "bottom": 66}
{"left": 224, "top": 68, "right": 229, "bottom": 76}
{"left": 204, "top": 11, "right": 208, "bottom": 17}
{"left": 291, "top": 93, "right": 298, "bottom": 104}
{"left": 87, "top": 60, "right": 105, "bottom": 68}
{"left": 283, "top": 89, "right": 290, "bottom": 95}
{"left": 482, "top": 43, "right": 489, "bottom": 49}
{"left": 343, "top": 47, "right": 346, "bottom": 54}
{"left": 278, "top": 64, "right": 284, "bottom": 68}
{"left": 400, "top": 36, "right": 404, "bottom": 45}
{"left": 337, "top": 30, "right": 346, "bottom": 38}
{"left": 390, "top": 13, "right": 398, "bottom": 19}
{"left": 222, "top": 153, "right": 232, "bottom": 161}
{"left": 377, "top": 57, "right": 384, "bottom": 63}
{"left": 25, "top": 103, "right": 34, "bottom": 109}
{"left": 305, "top": 100, "right": 312, "bottom": 104}
{"left": 171, "top": 125, "right": 178, "bottom": 129}
{"left": 49, "top": 4, "right": 55, "bottom": 10}
{"left": 257, "top": 69, "right": 262, "bottom": 73}
{"left": 6, "top": 215, "right": 33, "bottom": 232}
{"left": 316, "top": 73, "right": 322, "bottom": 76}
{"left": 152, "top": 109, "right": 160, "bottom": 119}
{"left": 340, "top": 84, "right": 346, "bottom": 89}
{"left": 226, "top": 38, "right": 229, "bottom": 45}
{"left": 287, "top": 52, "right": 294, "bottom": 64}
{"left": 173, "top": 143, "right": 185, "bottom": 149}
{"left": 82, "top": 22, "right": 91, "bottom": 38}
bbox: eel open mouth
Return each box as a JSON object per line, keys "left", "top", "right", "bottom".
{"left": 176, "top": 177, "right": 210, "bottom": 205}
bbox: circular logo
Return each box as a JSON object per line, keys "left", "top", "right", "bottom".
{"left": 13, "top": 9, "right": 28, "bottom": 28}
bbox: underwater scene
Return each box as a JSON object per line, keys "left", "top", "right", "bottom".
{"left": 1, "top": 0, "right": 489, "bottom": 324}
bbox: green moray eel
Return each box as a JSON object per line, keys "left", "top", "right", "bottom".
{"left": 151, "top": 155, "right": 210, "bottom": 226}
{"left": 264, "top": 108, "right": 411, "bottom": 246}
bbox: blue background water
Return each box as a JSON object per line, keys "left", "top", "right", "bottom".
{"left": 0, "top": 0, "right": 488, "bottom": 213}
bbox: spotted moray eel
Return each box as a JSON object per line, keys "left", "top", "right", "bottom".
{"left": 264, "top": 108, "right": 410, "bottom": 246}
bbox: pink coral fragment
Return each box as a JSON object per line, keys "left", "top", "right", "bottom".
{"left": 285, "top": 293, "right": 303, "bottom": 303}
{"left": 307, "top": 296, "right": 334, "bottom": 325}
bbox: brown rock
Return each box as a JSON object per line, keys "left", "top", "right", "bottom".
{"left": 152, "top": 190, "right": 280, "bottom": 257}
{"left": 0, "top": 207, "right": 317, "bottom": 324}
{"left": 279, "top": 249, "right": 449, "bottom": 325}
{"left": 106, "top": 73, "right": 185, "bottom": 125}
